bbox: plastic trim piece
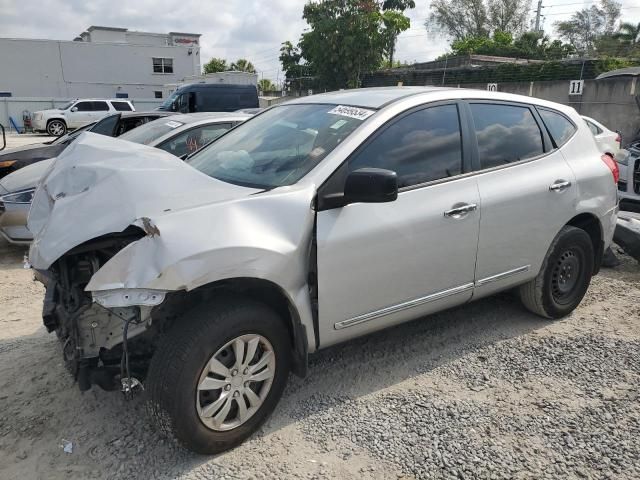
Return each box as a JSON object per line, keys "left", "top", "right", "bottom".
{"left": 334, "top": 283, "right": 474, "bottom": 330}
{"left": 93, "top": 289, "right": 167, "bottom": 308}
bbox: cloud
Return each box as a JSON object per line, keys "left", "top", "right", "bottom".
{"left": 4, "top": 0, "right": 640, "bottom": 84}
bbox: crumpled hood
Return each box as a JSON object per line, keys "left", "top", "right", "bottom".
{"left": 28, "top": 132, "right": 263, "bottom": 269}
{"left": 0, "top": 158, "right": 55, "bottom": 194}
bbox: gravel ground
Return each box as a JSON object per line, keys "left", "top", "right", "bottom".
{"left": 0, "top": 235, "right": 638, "bottom": 480}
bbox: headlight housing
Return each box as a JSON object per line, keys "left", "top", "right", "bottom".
{"left": 1, "top": 188, "right": 36, "bottom": 204}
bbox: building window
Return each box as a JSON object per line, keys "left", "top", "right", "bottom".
{"left": 153, "top": 57, "right": 173, "bottom": 74}
{"left": 154, "top": 91, "right": 163, "bottom": 99}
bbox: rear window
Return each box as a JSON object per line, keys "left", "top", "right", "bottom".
{"left": 470, "top": 103, "right": 544, "bottom": 169}
{"left": 112, "top": 101, "right": 133, "bottom": 112}
{"left": 119, "top": 118, "right": 185, "bottom": 145}
{"left": 539, "top": 109, "right": 577, "bottom": 147}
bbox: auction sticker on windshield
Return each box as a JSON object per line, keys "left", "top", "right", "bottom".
{"left": 328, "top": 105, "right": 375, "bottom": 121}
{"left": 165, "top": 121, "right": 183, "bottom": 129}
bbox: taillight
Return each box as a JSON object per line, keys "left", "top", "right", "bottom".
{"left": 601, "top": 154, "right": 619, "bottom": 183}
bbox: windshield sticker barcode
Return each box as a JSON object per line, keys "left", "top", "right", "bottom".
{"left": 328, "top": 105, "right": 375, "bottom": 120}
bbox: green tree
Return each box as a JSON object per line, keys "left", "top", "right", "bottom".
{"left": 203, "top": 57, "right": 228, "bottom": 74}
{"left": 555, "top": 0, "right": 621, "bottom": 55}
{"left": 297, "top": 0, "right": 412, "bottom": 89}
{"left": 448, "top": 30, "right": 575, "bottom": 60}
{"left": 230, "top": 59, "right": 257, "bottom": 73}
{"left": 381, "top": 0, "right": 415, "bottom": 68}
{"left": 258, "top": 78, "right": 275, "bottom": 92}
{"left": 614, "top": 22, "right": 640, "bottom": 45}
{"left": 382, "top": 10, "right": 411, "bottom": 67}
{"left": 427, "top": 0, "right": 530, "bottom": 41}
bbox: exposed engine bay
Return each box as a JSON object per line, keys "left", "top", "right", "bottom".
{"left": 36, "top": 226, "right": 152, "bottom": 392}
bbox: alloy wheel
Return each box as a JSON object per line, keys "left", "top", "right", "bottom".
{"left": 196, "top": 334, "right": 276, "bottom": 432}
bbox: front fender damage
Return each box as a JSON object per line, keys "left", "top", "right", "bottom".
{"left": 28, "top": 133, "right": 318, "bottom": 391}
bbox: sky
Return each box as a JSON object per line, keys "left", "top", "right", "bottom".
{"left": 2, "top": 0, "right": 640, "bottom": 85}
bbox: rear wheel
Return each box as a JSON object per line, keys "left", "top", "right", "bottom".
{"left": 46, "top": 119, "right": 67, "bottom": 136}
{"left": 519, "top": 226, "right": 594, "bottom": 319}
{"left": 145, "top": 297, "right": 291, "bottom": 454}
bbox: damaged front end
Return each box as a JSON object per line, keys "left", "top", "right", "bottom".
{"left": 28, "top": 132, "right": 317, "bottom": 394}
{"left": 36, "top": 226, "right": 164, "bottom": 392}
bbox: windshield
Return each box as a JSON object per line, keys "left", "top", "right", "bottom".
{"left": 119, "top": 117, "right": 185, "bottom": 145}
{"left": 159, "top": 90, "right": 180, "bottom": 110}
{"left": 59, "top": 101, "right": 75, "bottom": 110}
{"left": 187, "top": 104, "right": 370, "bottom": 188}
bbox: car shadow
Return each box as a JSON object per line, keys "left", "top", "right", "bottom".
{"left": 1, "top": 238, "right": 558, "bottom": 477}
{"left": 0, "top": 258, "right": 551, "bottom": 479}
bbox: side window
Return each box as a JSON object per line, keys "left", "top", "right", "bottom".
{"left": 470, "top": 103, "right": 544, "bottom": 169}
{"left": 538, "top": 108, "right": 577, "bottom": 147}
{"left": 90, "top": 114, "right": 120, "bottom": 136}
{"left": 585, "top": 119, "right": 602, "bottom": 136}
{"left": 157, "top": 123, "right": 233, "bottom": 158}
{"left": 92, "top": 101, "right": 109, "bottom": 112}
{"left": 348, "top": 104, "right": 463, "bottom": 188}
{"left": 112, "top": 101, "right": 133, "bottom": 112}
{"left": 74, "top": 101, "right": 92, "bottom": 112}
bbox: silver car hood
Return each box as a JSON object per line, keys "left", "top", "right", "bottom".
{"left": 0, "top": 158, "right": 55, "bottom": 194}
{"left": 28, "top": 132, "right": 316, "bottom": 295}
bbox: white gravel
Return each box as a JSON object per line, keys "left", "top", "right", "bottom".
{"left": 0, "top": 236, "right": 639, "bottom": 479}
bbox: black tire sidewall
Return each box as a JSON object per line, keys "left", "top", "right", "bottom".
{"left": 541, "top": 228, "right": 594, "bottom": 318}
{"left": 149, "top": 300, "right": 291, "bottom": 454}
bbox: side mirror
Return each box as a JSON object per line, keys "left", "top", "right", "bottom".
{"left": 344, "top": 168, "right": 398, "bottom": 205}
{"left": 70, "top": 106, "right": 78, "bottom": 112}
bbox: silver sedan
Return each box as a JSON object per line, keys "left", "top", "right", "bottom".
{"left": 0, "top": 112, "right": 250, "bottom": 244}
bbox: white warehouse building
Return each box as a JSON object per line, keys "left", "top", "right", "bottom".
{"left": 0, "top": 26, "right": 203, "bottom": 99}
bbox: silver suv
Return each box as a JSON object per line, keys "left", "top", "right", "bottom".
{"left": 28, "top": 87, "right": 618, "bottom": 454}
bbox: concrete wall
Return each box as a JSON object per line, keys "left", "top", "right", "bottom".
{"left": 0, "top": 97, "right": 163, "bottom": 132}
{"left": 0, "top": 37, "right": 201, "bottom": 98}
{"left": 461, "top": 78, "right": 640, "bottom": 144}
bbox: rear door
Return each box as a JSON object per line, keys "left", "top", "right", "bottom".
{"left": 468, "top": 101, "right": 577, "bottom": 299}
{"left": 91, "top": 101, "right": 111, "bottom": 122}
{"left": 316, "top": 102, "right": 481, "bottom": 347}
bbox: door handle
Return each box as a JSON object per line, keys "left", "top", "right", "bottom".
{"left": 549, "top": 180, "right": 572, "bottom": 192}
{"left": 444, "top": 203, "right": 477, "bottom": 218}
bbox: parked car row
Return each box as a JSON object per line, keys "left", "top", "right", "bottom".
{"left": 616, "top": 140, "right": 640, "bottom": 213}
{"left": 0, "top": 111, "right": 250, "bottom": 244}
{"left": 29, "top": 84, "right": 260, "bottom": 137}
{"left": 17, "top": 87, "right": 617, "bottom": 455}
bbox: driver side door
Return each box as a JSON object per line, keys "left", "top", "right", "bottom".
{"left": 316, "top": 102, "right": 481, "bottom": 347}
{"left": 66, "top": 101, "right": 93, "bottom": 128}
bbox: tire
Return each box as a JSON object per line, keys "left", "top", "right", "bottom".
{"left": 46, "top": 119, "right": 67, "bottom": 136}
{"left": 519, "top": 225, "right": 594, "bottom": 319}
{"left": 145, "top": 297, "right": 291, "bottom": 454}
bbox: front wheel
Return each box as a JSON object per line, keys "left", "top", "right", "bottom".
{"left": 519, "top": 225, "right": 594, "bottom": 319}
{"left": 145, "top": 297, "right": 291, "bottom": 454}
{"left": 46, "top": 119, "right": 67, "bottom": 136}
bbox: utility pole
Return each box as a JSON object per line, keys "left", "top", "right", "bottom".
{"left": 534, "top": 0, "right": 543, "bottom": 32}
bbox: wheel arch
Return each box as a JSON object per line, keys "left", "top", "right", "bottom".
{"left": 565, "top": 212, "right": 603, "bottom": 274}
{"left": 153, "top": 277, "right": 309, "bottom": 378}
{"left": 46, "top": 117, "right": 67, "bottom": 126}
